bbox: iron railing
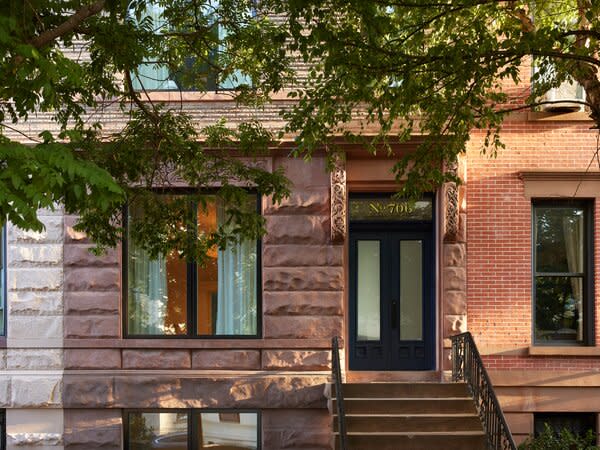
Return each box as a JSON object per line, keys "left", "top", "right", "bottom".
{"left": 331, "top": 336, "right": 348, "bottom": 450}
{"left": 451, "top": 332, "right": 517, "bottom": 450}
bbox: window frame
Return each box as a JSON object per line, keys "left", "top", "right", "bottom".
{"left": 129, "top": 0, "right": 254, "bottom": 93}
{"left": 122, "top": 190, "right": 262, "bottom": 339}
{"left": 531, "top": 199, "right": 594, "bottom": 346}
{"left": 123, "top": 408, "right": 261, "bottom": 450}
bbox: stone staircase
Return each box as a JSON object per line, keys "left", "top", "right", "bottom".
{"left": 330, "top": 382, "right": 487, "bottom": 450}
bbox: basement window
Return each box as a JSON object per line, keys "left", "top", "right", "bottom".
{"left": 124, "top": 410, "right": 259, "bottom": 449}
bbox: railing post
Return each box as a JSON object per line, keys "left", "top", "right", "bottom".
{"left": 450, "top": 332, "right": 517, "bottom": 450}
{"left": 332, "top": 336, "right": 348, "bottom": 450}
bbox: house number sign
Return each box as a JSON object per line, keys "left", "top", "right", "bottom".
{"left": 349, "top": 197, "right": 433, "bottom": 221}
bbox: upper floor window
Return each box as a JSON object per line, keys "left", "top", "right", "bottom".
{"left": 124, "top": 193, "right": 259, "bottom": 337}
{"left": 125, "top": 410, "right": 259, "bottom": 449}
{"left": 533, "top": 201, "right": 592, "bottom": 344}
{"left": 130, "top": 0, "right": 251, "bottom": 91}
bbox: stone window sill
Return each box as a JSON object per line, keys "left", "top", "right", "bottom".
{"left": 529, "top": 346, "right": 600, "bottom": 356}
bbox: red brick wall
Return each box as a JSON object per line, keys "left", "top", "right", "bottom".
{"left": 466, "top": 118, "right": 600, "bottom": 369}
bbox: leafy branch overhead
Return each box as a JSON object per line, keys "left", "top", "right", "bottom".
{"left": 280, "top": 0, "right": 600, "bottom": 194}
{"left": 1, "top": 0, "right": 599, "bottom": 256}
{"left": 0, "top": 0, "right": 292, "bottom": 258}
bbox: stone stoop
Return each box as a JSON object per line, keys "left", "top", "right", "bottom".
{"left": 329, "top": 382, "right": 487, "bottom": 450}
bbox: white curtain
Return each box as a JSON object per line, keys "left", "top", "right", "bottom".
{"left": 128, "top": 232, "right": 168, "bottom": 335}
{"left": 215, "top": 203, "right": 257, "bottom": 335}
{"left": 563, "top": 211, "right": 584, "bottom": 341}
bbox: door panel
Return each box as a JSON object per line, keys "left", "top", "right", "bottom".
{"left": 349, "top": 231, "right": 434, "bottom": 371}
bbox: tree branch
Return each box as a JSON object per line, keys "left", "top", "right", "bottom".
{"left": 28, "top": 0, "right": 106, "bottom": 49}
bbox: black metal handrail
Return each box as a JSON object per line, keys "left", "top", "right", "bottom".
{"left": 451, "top": 332, "right": 516, "bottom": 450}
{"left": 332, "top": 336, "right": 348, "bottom": 450}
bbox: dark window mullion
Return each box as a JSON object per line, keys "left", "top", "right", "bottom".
{"left": 189, "top": 199, "right": 198, "bottom": 337}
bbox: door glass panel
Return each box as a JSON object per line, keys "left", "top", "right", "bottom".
{"left": 357, "top": 240, "right": 380, "bottom": 341}
{"left": 400, "top": 240, "right": 423, "bottom": 341}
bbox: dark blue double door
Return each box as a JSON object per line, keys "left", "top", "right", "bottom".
{"left": 349, "top": 229, "right": 435, "bottom": 371}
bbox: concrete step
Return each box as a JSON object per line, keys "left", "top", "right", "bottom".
{"left": 333, "top": 382, "right": 470, "bottom": 399}
{"left": 333, "top": 413, "right": 483, "bottom": 432}
{"left": 333, "top": 398, "right": 477, "bottom": 415}
{"left": 334, "top": 431, "right": 487, "bottom": 450}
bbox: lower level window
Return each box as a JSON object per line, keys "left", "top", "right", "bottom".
{"left": 534, "top": 412, "right": 596, "bottom": 439}
{"left": 125, "top": 410, "right": 259, "bottom": 449}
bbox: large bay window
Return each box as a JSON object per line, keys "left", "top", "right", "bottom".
{"left": 533, "top": 201, "right": 592, "bottom": 344}
{"left": 125, "top": 194, "right": 259, "bottom": 337}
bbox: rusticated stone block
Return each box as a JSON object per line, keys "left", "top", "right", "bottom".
{"left": 112, "top": 375, "right": 328, "bottom": 409}
{"left": 444, "top": 314, "right": 467, "bottom": 338}
{"left": 7, "top": 349, "right": 63, "bottom": 370}
{"left": 65, "top": 349, "right": 121, "bottom": 369}
{"left": 443, "top": 267, "right": 466, "bottom": 291}
{"left": 264, "top": 316, "right": 342, "bottom": 339}
{"left": 11, "top": 376, "right": 62, "bottom": 407}
{"left": 192, "top": 350, "right": 260, "bottom": 370}
{"left": 263, "top": 245, "right": 343, "bottom": 267}
{"left": 64, "top": 317, "right": 120, "bottom": 339}
{"left": 64, "top": 409, "right": 121, "bottom": 450}
{"left": 262, "top": 350, "right": 331, "bottom": 371}
{"left": 8, "top": 244, "right": 62, "bottom": 267}
{"left": 273, "top": 156, "right": 329, "bottom": 188}
{"left": 263, "top": 292, "right": 343, "bottom": 316}
{"left": 8, "top": 291, "right": 63, "bottom": 316}
{"left": 443, "top": 243, "right": 466, "bottom": 267}
{"left": 263, "top": 409, "right": 331, "bottom": 450}
{"left": 63, "top": 375, "right": 115, "bottom": 408}
{"left": 9, "top": 316, "right": 63, "bottom": 342}
{"left": 8, "top": 216, "right": 64, "bottom": 243}
{"left": 64, "top": 292, "right": 119, "bottom": 316}
{"left": 64, "top": 245, "right": 118, "bottom": 267}
{"left": 0, "top": 377, "right": 10, "bottom": 406}
{"left": 263, "top": 267, "right": 343, "bottom": 292}
{"left": 444, "top": 290, "right": 467, "bottom": 315}
{"left": 264, "top": 190, "right": 329, "bottom": 215}
{"left": 64, "top": 268, "right": 119, "bottom": 292}
{"left": 122, "top": 350, "right": 191, "bottom": 369}
{"left": 264, "top": 215, "right": 329, "bottom": 245}
{"left": 9, "top": 268, "right": 63, "bottom": 291}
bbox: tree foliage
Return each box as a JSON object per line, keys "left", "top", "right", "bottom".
{"left": 0, "top": 0, "right": 292, "bottom": 258}
{"left": 1, "top": 0, "right": 599, "bottom": 255}
{"left": 279, "top": 0, "right": 600, "bottom": 195}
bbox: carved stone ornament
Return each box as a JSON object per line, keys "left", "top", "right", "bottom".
{"left": 444, "top": 159, "right": 459, "bottom": 241}
{"left": 330, "top": 157, "right": 347, "bottom": 243}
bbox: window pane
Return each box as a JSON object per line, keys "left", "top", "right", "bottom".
{"left": 128, "top": 203, "right": 188, "bottom": 335}
{"left": 197, "top": 412, "right": 257, "bottom": 449}
{"left": 535, "top": 206, "right": 584, "bottom": 273}
{"left": 534, "top": 413, "right": 596, "bottom": 438}
{"left": 400, "top": 240, "right": 423, "bottom": 341}
{"left": 357, "top": 240, "right": 380, "bottom": 341}
{"left": 535, "top": 276, "right": 583, "bottom": 343}
{"left": 128, "top": 412, "right": 189, "bottom": 450}
{"left": 197, "top": 196, "right": 257, "bottom": 336}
